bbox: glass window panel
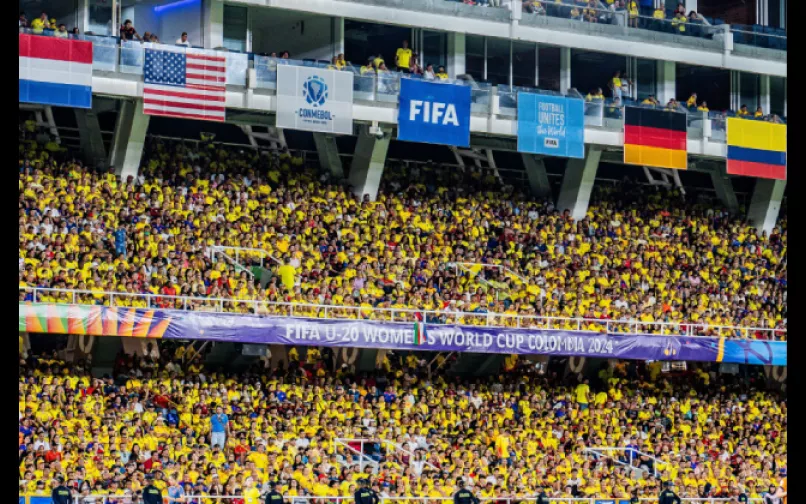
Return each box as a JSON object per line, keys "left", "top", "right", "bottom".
{"left": 537, "top": 45, "right": 560, "bottom": 91}
{"left": 636, "top": 58, "right": 656, "bottom": 101}
{"left": 486, "top": 37, "right": 511, "bottom": 87}
{"left": 223, "top": 5, "right": 248, "bottom": 52}
{"left": 466, "top": 35, "right": 485, "bottom": 82}
{"left": 512, "top": 41, "right": 536, "bottom": 88}
{"left": 423, "top": 30, "right": 446, "bottom": 71}
{"left": 740, "top": 72, "right": 759, "bottom": 111}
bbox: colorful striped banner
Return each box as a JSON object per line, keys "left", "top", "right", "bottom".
{"left": 726, "top": 118, "right": 786, "bottom": 180}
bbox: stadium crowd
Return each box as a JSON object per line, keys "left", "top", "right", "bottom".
{"left": 18, "top": 130, "right": 787, "bottom": 339}
{"left": 18, "top": 343, "right": 787, "bottom": 502}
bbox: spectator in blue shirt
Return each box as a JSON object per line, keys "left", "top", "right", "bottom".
{"left": 210, "top": 406, "right": 229, "bottom": 449}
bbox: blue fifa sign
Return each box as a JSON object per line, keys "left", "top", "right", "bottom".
{"left": 398, "top": 78, "right": 471, "bottom": 147}
{"left": 517, "top": 92, "right": 585, "bottom": 158}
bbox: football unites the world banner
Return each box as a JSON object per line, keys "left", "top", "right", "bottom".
{"left": 20, "top": 303, "right": 787, "bottom": 366}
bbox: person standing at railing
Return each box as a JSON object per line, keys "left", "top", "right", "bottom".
{"left": 120, "top": 19, "right": 143, "bottom": 42}
{"left": 453, "top": 479, "right": 480, "bottom": 504}
{"left": 354, "top": 479, "right": 379, "bottom": 504}
{"left": 51, "top": 475, "right": 73, "bottom": 504}
{"left": 658, "top": 481, "right": 681, "bottom": 504}
{"left": 30, "top": 12, "right": 51, "bottom": 33}
{"left": 263, "top": 481, "right": 286, "bottom": 504}
{"left": 395, "top": 40, "right": 413, "bottom": 74}
{"left": 652, "top": 5, "right": 667, "bottom": 32}
{"left": 143, "top": 474, "right": 164, "bottom": 504}
{"left": 533, "top": 483, "right": 550, "bottom": 504}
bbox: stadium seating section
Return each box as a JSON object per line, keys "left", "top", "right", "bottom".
{"left": 19, "top": 132, "right": 787, "bottom": 338}
{"left": 18, "top": 346, "right": 787, "bottom": 501}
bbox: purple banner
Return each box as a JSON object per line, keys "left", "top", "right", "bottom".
{"left": 20, "top": 303, "right": 786, "bottom": 365}
{"left": 163, "top": 311, "right": 726, "bottom": 362}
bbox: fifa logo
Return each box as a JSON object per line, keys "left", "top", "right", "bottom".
{"left": 303, "top": 75, "right": 329, "bottom": 107}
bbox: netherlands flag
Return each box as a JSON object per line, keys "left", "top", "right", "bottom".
{"left": 19, "top": 34, "right": 93, "bottom": 109}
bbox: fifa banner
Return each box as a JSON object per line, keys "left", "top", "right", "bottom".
{"left": 276, "top": 65, "right": 354, "bottom": 134}
{"left": 397, "top": 78, "right": 471, "bottom": 147}
{"left": 20, "top": 303, "right": 786, "bottom": 366}
{"left": 517, "top": 92, "right": 585, "bottom": 158}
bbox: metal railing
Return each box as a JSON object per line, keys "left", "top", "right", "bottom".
{"left": 583, "top": 446, "right": 663, "bottom": 477}
{"left": 19, "top": 286, "right": 786, "bottom": 340}
{"left": 15, "top": 493, "right": 771, "bottom": 504}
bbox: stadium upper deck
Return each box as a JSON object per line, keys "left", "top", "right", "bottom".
{"left": 19, "top": 131, "right": 787, "bottom": 339}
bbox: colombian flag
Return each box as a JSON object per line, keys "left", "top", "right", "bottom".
{"left": 726, "top": 118, "right": 787, "bottom": 180}
{"left": 623, "top": 107, "right": 687, "bottom": 170}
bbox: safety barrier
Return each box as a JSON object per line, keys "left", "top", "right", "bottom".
{"left": 19, "top": 286, "right": 785, "bottom": 340}
{"left": 16, "top": 495, "right": 768, "bottom": 504}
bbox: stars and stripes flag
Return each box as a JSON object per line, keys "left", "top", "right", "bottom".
{"left": 143, "top": 47, "right": 226, "bottom": 122}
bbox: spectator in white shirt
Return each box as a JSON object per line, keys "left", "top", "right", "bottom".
{"left": 176, "top": 32, "right": 190, "bottom": 46}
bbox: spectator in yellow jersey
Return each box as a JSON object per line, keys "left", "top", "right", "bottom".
{"left": 755, "top": 106, "right": 764, "bottom": 118}
{"left": 686, "top": 93, "right": 698, "bottom": 108}
{"left": 395, "top": 40, "right": 413, "bottom": 73}
{"left": 435, "top": 66, "right": 449, "bottom": 80}
{"left": 697, "top": 101, "right": 709, "bottom": 112}
{"left": 737, "top": 104, "right": 750, "bottom": 116}
{"left": 30, "top": 11, "right": 51, "bottom": 33}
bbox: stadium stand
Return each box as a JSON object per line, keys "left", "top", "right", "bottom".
{"left": 18, "top": 342, "right": 787, "bottom": 502}
{"left": 19, "top": 130, "right": 787, "bottom": 339}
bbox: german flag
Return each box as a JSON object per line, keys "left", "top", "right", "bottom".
{"left": 623, "top": 107, "right": 687, "bottom": 170}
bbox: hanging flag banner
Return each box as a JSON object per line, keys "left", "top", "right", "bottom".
{"left": 397, "top": 78, "right": 471, "bottom": 147}
{"left": 726, "top": 117, "right": 787, "bottom": 180}
{"left": 623, "top": 107, "right": 687, "bottom": 170}
{"left": 517, "top": 93, "right": 585, "bottom": 158}
{"left": 20, "top": 303, "right": 787, "bottom": 366}
{"left": 276, "top": 65, "right": 354, "bottom": 134}
{"left": 19, "top": 34, "right": 93, "bottom": 109}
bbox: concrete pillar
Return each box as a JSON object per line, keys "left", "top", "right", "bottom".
{"left": 522, "top": 154, "right": 552, "bottom": 199}
{"left": 313, "top": 132, "right": 344, "bottom": 179}
{"left": 748, "top": 179, "right": 785, "bottom": 235}
{"left": 560, "top": 47, "right": 571, "bottom": 94}
{"left": 656, "top": 60, "right": 676, "bottom": 104}
{"left": 203, "top": 0, "right": 224, "bottom": 49}
{"left": 349, "top": 125, "right": 391, "bottom": 201}
{"left": 760, "top": 74, "right": 771, "bottom": 115}
{"left": 333, "top": 17, "right": 345, "bottom": 57}
{"left": 74, "top": 108, "right": 107, "bottom": 169}
{"left": 109, "top": 100, "right": 150, "bottom": 181}
{"left": 557, "top": 145, "right": 602, "bottom": 221}
{"left": 447, "top": 32, "right": 466, "bottom": 78}
{"left": 710, "top": 169, "right": 739, "bottom": 214}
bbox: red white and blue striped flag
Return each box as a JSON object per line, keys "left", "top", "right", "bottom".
{"left": 19, "top": 34, "right": 93, "bottom": 109}
{"left": 143, "top": 47, "right": 226, "bottom": 122}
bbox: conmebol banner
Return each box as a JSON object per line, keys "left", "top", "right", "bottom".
{"left": 276, "top": 65, "right": 354, "bottom": 134}
{"left": 20, "top": 303, "right": 786, "bottom": 366}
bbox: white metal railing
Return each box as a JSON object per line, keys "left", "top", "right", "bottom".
{"left": 18, "top": 494, "right": 765, "bottom": 504}
{"left": 583, "top": 446, "right": 663, "bottom": 477}
{"left": 334, "top": 438, "right": 380, "bottom": 472}
{"left": 18, "top": 286, "right": 786, "bottom": 340}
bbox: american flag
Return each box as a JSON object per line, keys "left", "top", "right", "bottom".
{"left": 143, "top": 47, "right": 227, "bottom": 122}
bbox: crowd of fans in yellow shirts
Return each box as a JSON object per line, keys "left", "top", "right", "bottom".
{"left": 19, "top": 129, "right": 787, "bottom": 340}
{"left": 19, "top": 343, "right": 786, "bottom": 502}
